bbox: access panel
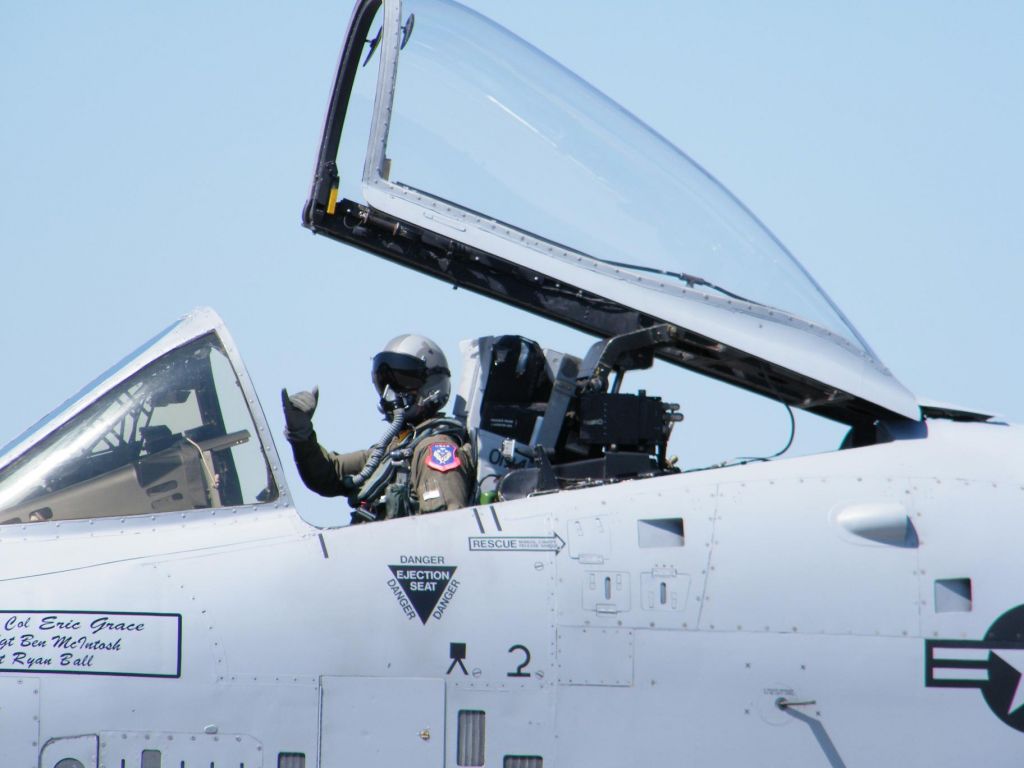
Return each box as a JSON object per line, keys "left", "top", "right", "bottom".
{"left": 1, "top": 677, "right": 39, "bottom": 768}
{"left": 320, "top": 676, "right": 444, "bottom": 766}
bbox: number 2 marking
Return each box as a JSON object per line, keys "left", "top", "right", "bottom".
{"left": 508, "top": 644, "right": 531, "bottom": 677}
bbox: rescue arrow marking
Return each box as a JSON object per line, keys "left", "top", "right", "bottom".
{"left": 468, "top": 534, "right": 565, "bottom": 553}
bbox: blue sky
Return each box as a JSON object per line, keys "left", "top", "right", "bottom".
{"left": 2, "top": 1, "right": 1021, "bottom": 525}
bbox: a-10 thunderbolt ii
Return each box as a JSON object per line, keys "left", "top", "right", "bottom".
{"left": 2, "top": 1, "right": 1021, "bottom": 766}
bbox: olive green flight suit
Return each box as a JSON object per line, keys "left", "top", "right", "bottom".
{"left": 289, "top": 424, "right": 475, "bottom": 517}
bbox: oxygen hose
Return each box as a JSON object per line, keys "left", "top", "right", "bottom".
{"left": 345, "top": 406, "right": 407, "bottom": 490}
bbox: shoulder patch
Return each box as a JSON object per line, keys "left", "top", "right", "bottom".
{"left": 425, "top": 442, "right": 462, "bottom": 472}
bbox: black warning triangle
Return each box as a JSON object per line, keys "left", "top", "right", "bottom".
{"left": 389, "top": 564, "right": 458, "bottom": 624}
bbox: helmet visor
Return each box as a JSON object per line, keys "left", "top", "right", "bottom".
{"left": 372, "top": 351, "right": 449, "bottom": 395}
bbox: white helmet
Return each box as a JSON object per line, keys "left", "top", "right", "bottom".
{"left": 371, "top": 334, "right": 451, "bottom": 422}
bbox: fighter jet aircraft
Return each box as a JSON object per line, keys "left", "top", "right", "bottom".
{"left": 3, "top": 0, "right": 1022, "bottom": 766}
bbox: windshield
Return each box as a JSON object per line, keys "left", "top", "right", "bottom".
{"left": 364, "top": 0, "right": 871, "bottom": 354}
{"left": 0, "top": 333, "right": 277, "bottom": 525}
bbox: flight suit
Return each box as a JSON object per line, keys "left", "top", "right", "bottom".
{"left": 288, "top": 423, "right": 475, "bottom": 518}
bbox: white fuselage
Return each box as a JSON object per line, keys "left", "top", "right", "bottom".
{"left": 9, "top": 417, "right": 1024, "bottom": 767}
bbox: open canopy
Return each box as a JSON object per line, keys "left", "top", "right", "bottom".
{"left": 304, "top": 0, "right": 919, "bottom": 427}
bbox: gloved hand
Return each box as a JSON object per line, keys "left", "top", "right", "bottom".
{"left": 281, "top": 386, "right": 319, "bottom": 442}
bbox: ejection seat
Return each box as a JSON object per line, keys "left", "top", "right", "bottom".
{"left": 453, "top": 328, "right": 684, "bottom": 501}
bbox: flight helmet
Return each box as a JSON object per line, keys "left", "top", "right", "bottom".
{"left": 371, "top": 334, "right": 451, "bottom": 422}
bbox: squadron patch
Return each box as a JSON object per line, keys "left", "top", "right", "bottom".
{"left": 426, "top": 443, "right": 461, "bottom": 472}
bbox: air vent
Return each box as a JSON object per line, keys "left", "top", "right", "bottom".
{"left": 504, "top": 756, "right": 543, "bottom": 768}
{"left": 278, "top": 753, "right": 306, "bottom": 768}
{"left": 637, "top": 518, "right": 684, "bottom": 547}
{"left": 935, "top": 578, "right": 972, "bottom": 613}
{"left": 141, "top": 751, "right": 162, "bottom": 768}
{"left": 457, "top": 710, "right": 486, "bottom": 766}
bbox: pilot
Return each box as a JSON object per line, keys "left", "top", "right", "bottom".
{"left": 281, "top": 334, "right": 475, "bottom": 523}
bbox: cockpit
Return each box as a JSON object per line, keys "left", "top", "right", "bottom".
{"left": 0, "top": 0, "right": 946, "bottom": 529}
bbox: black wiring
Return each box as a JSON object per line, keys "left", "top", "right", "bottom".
{"left": 689, "top": 401, "right": 797, "bottom": 472}
{"left": 477, "top": 472, "right": 501, "bottom": 490}
{"left": 734, "top": 402, "right": 796, "bottom": 463}
{"left": 474, "top": 472, "right": 502, "bottom": 501}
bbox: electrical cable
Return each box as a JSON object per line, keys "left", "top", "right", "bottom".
{"left": 733, "top": 402, "right": 796, "bottom": 463}
{"left": 688, "top": 401, "right": 796, "bottom": 472}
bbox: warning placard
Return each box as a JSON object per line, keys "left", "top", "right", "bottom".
{"left": 387, "top": 557, "right": 460, "bottom": 624}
